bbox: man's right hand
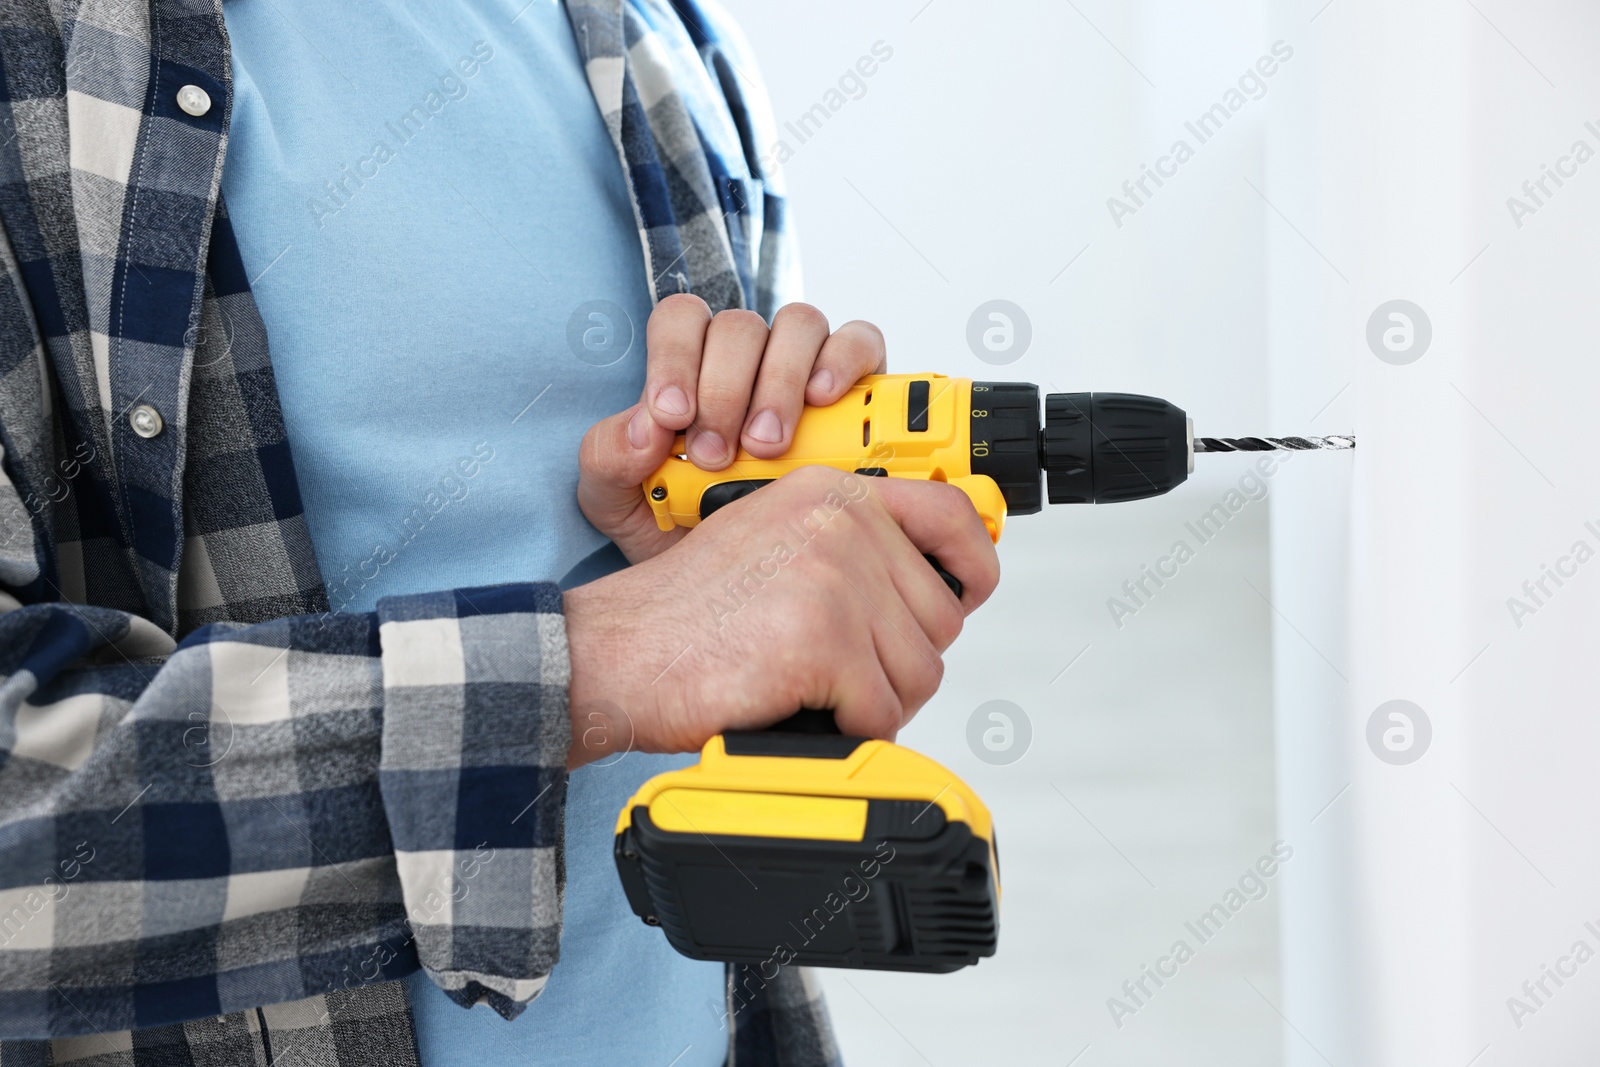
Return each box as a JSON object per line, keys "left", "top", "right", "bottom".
{"left": 562, "top": 466, "right": 1000, "bottom": 768}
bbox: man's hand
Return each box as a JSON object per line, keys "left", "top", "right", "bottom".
{"left": 563, "top": 467, "right": 1000, "bottom": 768}
{"left": 579, "top": 295, "right": 888, "bottom": 563}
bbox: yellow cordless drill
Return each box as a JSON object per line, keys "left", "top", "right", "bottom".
{"left": 612, "top": 374, "right": 1352, "bottom": 975}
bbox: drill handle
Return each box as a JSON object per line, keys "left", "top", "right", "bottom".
{"left": 763, "top": 708, "right": 844, "bottom": 736}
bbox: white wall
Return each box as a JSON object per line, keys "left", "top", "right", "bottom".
{"left": 1269, "top": 0, "right": 1600, "bottom": 1064}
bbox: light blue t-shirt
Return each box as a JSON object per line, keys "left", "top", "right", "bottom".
{"left": 220, "top": 3, "right": 726, "bottom": 1065}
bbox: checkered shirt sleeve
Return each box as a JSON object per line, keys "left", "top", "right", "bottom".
{"left": 375, "top": 584, "right": 570, "bottom": 1018}
{"left": 0, "top": 579, "right": 570, "bottom": 1039}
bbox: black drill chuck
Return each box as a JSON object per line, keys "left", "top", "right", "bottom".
{"left": 1041, "top": 392, "right": 1192, "bottom": 505}
{"left": 969, "top": 383, "right": 1193, "bottom": 513}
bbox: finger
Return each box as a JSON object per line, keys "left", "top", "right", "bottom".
{"left": 576, "top": 402, "right": 685, "bottom": 563}
{"left": 826, "top": 651, "right": 903, "bottom": 740}
{"left": 869, "top": 479, "right": 1002, "bottom": 614}
{"left": 862, "top": 582, "right": 945, "bottom": 727}
{"left": 784, "top": 544, "right": 904, "bottom": 740}
{"left": 687, "top": 309, "right": 768, "bottom": 471}
{"left": 741, "top": 303, "right": 830, "bottom": 458}
{"left": 881, "top": 545, "right": 967, "bottom": 655}
{"left": 804, "top": 319, "right": 888, "bottom": 407}
{"left": 811, "top": 555, "right": 941, "bottom": 734}
{"left": 643, "top": 293, "right": 713, "bottom": 431}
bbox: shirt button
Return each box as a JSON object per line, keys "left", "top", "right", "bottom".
{"left": 130, "top": 404, "right": 164, "bottom": 439}
{"left": 177, "top": 85, "right": 211, "bottom": 117}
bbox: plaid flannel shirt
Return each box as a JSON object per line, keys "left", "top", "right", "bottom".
{"left": 0, "top": 0, "right": 836, "bottom": 1064}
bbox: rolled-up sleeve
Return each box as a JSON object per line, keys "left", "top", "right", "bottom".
{"left": 376, "top": 583, "right": 570, "bottom": 1018}
{"left": 0, "top": 581, "right": 570, "bottom": 1039}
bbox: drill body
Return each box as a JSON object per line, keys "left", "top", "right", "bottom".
{"left": 614, "top": 374, "right": 1305, "bottom": 976}
{"left": 645, "top": 373, "right": 1195, "bottom": 543}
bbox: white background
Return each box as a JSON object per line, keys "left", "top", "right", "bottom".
{"left": 721, "top": 1, "right": 1600, "bottom": 1065}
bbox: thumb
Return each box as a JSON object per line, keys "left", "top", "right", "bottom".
{"left": 578, "top": 403, "right": 687, "bottom": 563}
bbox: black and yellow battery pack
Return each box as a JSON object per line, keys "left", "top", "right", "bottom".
{"left": 613, "top": 710, "right": 1000, "bottom": 972}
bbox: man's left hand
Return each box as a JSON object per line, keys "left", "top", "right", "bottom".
{"left": 578, "top": 296, "right": 889, "bottom": 563}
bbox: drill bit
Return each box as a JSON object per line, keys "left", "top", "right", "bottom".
{"left": 1193, "top": 435, "right": 1355, "bottom": 453}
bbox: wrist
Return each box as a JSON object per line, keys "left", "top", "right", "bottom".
{"left": 563, "top": 581, "right": 644, "bottom": 770}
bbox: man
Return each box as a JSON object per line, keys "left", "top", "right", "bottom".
{"left": 0, "top": 1, "right": 997, "bottom": 1064}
